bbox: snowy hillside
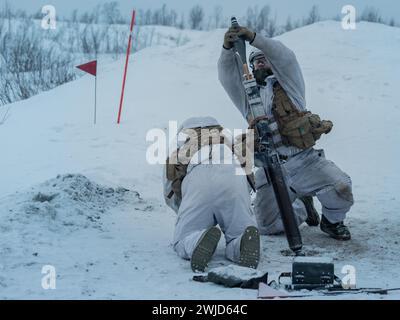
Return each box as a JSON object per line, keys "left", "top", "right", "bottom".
{"left": 0, "top": 21, "right": 400, "bottom": 299}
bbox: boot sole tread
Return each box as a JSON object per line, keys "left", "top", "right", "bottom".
{"left": 191, "top": 227, "right": 221, "bottom": 272}
{"left": 239, "top": 226, "right": 260, "bottom": 269}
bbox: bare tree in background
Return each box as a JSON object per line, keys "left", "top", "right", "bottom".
{"left": 178, "top": 13, "right": 185, "bottom": 29}
{"left": 170, "top": 10, "right": 178, "bottom": 27}
{"left": 266, "top": 14, "right": 278, "bottom": 37}
{"left": 189, "top": 5, "right": 204, "bottom": 30}
{"left": 89, "top": 4, "right": 101, "bottom": 24}
{"left": 213, "top": 5, "right": 223, "bottom": 29}
{"left": 144, "top": 9, "right": 152, "bottom": 25}
{"left": 305, "top": 5, "right": 320, "bottom": 25}
{"left": 285, "top": 16, "right": 293, "bottom": 32}
{"left": 256, "top": 5, "right": 270, "bottom": 32}
{"left": 152, "top": 9, "right": 161, "bottom": 25}
{"left": 0, "top": 1, "right": 12, "bottom": 19}
{"left": 0, "top": 18, "right": 75, "bottom": 105}
{"left": 102, "top": 1, "right": 122, "bottom": 24}
{"left": 70, "top": 9, "right": 78, "bottom": 23}
{"left": 80, "top": 25, "right": 91, "bottom": 54}
{"left": 245, "top": 6, "right": 258, "bottom": 31}
{"left": 0, "top": 16, "right": 4, "bottom": 37}
{"left": 137, "top": 9, "right": 144, "bottom": 25}
{"left": 361, "top": 6, "right": 382, "bottom": 23}
{"left": 80, "top": 12, "right": 91, "bottom": 24}
{"left": 31, "top": 9, "right": 43, "bottom": 20}
{"left": 161, "top": 4, "right": 168, "bottom": 25}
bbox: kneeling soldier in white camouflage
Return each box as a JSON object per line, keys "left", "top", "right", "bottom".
{"left": 163, "top": 117, "right": 260, "bottom": 272}
{"left": 218, "top": 25, "right": 354, "bottom": 240}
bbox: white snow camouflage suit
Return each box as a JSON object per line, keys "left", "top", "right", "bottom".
{"left": 217, "top": 33, "right": 354, "bottom": 235}
{"left": 163, "top": 117, "right": 258, "bottom": 263}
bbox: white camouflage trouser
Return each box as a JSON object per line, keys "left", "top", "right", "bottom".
{"left": 254, "top": 148, "right": 354, "bottom": 235}
{"left": 174, "top": 164, "right": 257, "bottom": 263}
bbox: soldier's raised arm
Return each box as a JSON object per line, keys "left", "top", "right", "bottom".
{"left": 250, "top": 32, "right": 306, "bottom": 108}
{"left": 217, "top": 28, "right": 249, "bottom": 118}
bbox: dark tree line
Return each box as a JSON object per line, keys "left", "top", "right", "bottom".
{"left": 0, "top": 1, "right": 397, "bottom": 30}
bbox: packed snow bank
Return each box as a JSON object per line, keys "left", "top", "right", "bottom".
{"left": 0, "top": 21, "right": 400, "bottom": 299}
{"left": 0, "top": 174, "right": 160, "bottom": 299}
{"left": 7, "top": 174, "right": 149, "bottom": 232}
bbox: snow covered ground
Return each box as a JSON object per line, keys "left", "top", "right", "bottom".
{"left": 0, "top": 21, "right": 400, "bottom": 299}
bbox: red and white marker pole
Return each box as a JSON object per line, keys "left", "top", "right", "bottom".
{"left": 117, "top": 10, "right": 136, "bottom": 124}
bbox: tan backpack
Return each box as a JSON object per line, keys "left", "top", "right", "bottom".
{"left": 166, "top": 126, "right": 255, "bottom": 200}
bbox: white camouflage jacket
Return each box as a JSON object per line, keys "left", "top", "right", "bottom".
{"left": 217, "top": 33, "right": 309, "bottom": 188}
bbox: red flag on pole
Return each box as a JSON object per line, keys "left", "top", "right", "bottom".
{"left": 76, "top": 60, "right": 97, "bottom": 76}
{"left": 117, "top": 10, "right": 136, "bottom": 124}
{"left": 76, "top": 60, "right": 98, "bottom": 124}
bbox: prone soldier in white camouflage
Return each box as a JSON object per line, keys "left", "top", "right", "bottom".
{"left": 163, "top": 117, "right": 261, "bottom": 272}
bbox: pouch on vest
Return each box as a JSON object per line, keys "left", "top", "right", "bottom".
{"left": 308, "top": 114, "right": 333, "bottom": 141}
{"left": 272, "top": 83, "right": 333, "bottom": 150}
{"left": 166, "top": 156, "right": 187, "bottom": 199}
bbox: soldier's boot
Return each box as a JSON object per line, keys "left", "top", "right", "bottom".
{"left": 320, "top": 215, "right": 351, "bottom": 241}
{"left": 300, "top": 196, "right": 321, "bottom": 227}
{"left": 191, "top": 226, "right": 221, "bottom": 273}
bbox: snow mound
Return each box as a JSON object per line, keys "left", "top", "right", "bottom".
{"left": 7, "top": 174, "right": 152, "bottom": 232}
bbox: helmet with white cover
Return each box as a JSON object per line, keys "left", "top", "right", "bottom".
{"left": 249, "top": 48, "right": 265, "bottom": 69}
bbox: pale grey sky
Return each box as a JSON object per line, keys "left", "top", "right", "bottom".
{"left": 2, "top": 0, "right": 399, "bottom": 24}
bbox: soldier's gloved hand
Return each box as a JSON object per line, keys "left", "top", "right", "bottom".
{"left": 235, "top": 26, "right": 256, "bottom": 42}
{"left": 224, "top": 26, "right": 256, "bottom": 49}
{"left": 223, "top": 27, "right": 238, "bottom": 49}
